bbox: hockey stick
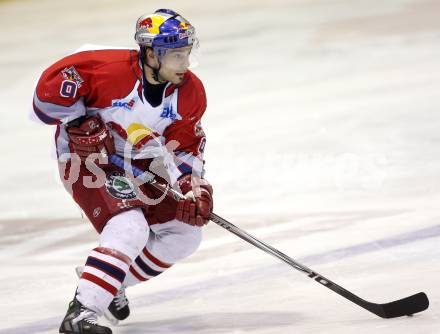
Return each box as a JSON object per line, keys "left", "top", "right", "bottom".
{"left": 109, "top": 154, "right": 429, "bottom": 319}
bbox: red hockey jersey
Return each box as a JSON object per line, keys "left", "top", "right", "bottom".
{"left": 33, "top": 46, "right": 207, "bottom": 179}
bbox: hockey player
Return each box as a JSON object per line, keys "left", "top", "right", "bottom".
{"left": 32, "top": 9, "right": 213, "bottom": 334}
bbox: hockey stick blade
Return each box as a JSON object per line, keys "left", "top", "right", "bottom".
{"left": 367, "top": 292, "right": 429, "bottom": 318}
{"left": 209, "top": 212, "right": 430, "bottom": 319}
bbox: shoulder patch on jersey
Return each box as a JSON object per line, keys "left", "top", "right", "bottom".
{"left": 59, "top": 80, "right": 78, "bottom": 98}
{"left": 61, "top": 66, "right": 84, "bottom": 87}
{"left": 59, "top": 66, "right": 84, "bottom": 98}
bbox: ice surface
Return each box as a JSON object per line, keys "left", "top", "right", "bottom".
{"left": 0, "top": 0, "right": 439, "bottom": 332}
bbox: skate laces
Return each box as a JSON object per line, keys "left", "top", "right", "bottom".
{"left": 72, "top": 307, "right": 98, "bottom": 326}
{"left": 114, "top": 286, "right": 129, "bottom": 310}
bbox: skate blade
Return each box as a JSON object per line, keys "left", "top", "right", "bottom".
{"left": 75, "top": 266, "right": 84, "bottom": 278}
{"left": 104, "top": 310, "right": 120, "bottom": 326}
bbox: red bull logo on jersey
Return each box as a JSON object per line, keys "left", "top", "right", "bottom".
{"left": 126, "top": 123, "right": 160, "bottom": 149}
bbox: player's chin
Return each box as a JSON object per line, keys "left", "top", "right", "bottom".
{"left": 173, "top": 72, "right": 185, "bottom": 83}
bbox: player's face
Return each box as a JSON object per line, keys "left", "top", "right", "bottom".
{"left": 158, "top": 46, "right": 192, "bottom": 84}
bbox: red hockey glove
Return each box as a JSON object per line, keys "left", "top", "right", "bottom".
{"left": 66, "top": 115, "right": 115, "bottom": 165}
{"left": 175, "top": 174, "right": 213, "bottom": 227}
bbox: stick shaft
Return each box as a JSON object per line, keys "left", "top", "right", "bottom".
{"left": 109, "top": 154, "right": 428, "bottom": 318}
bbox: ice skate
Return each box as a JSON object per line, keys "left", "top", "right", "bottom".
{"left": 75, "top": 266, "right": 130, "bottom": 325}
{"left": 59, "top": 298, "right": 112, "bottom": 334}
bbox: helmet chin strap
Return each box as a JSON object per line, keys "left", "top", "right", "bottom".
{"left": 141, "top": 47, "right": 167, "bottom": 83}
{"left": 145, "top": 61, "right": 166, "bottom": 83}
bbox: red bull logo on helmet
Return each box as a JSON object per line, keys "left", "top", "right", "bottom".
{"left": 179, "top": 22, "right": 190, "bottom": 30}
{"left": 139, "top": 17, "right": 153, "bottom": 29}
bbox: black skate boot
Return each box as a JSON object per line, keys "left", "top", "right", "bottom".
{"left": 59, "top": 298, "right": 112, "bottom": 334}
{"left": 107, "top": 285, "right": 130, "bottom": 322}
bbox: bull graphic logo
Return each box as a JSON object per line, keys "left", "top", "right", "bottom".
{"left": 179, "top": 22, "right": 191, "bottom": 30}
{"left": 139, "top": 17, "right": 153, "bottom": 29}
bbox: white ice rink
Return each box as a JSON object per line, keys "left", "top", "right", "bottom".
{"left": 0, "top": 0, "right": 439, "bottom": 333}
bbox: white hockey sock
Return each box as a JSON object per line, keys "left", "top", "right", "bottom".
{"left": 76, "top": 247, "right": 130, "bottom": 315}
